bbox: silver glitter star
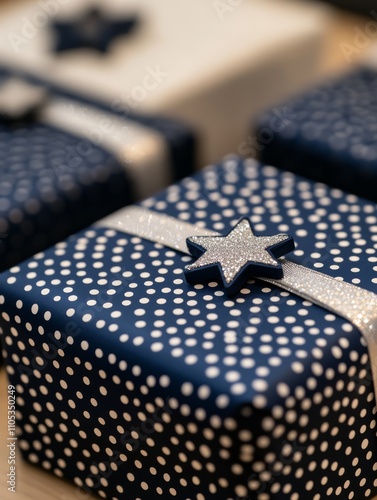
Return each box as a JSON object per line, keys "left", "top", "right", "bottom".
{"left": 185, "top": 218, "right": 294, "bottom": 295}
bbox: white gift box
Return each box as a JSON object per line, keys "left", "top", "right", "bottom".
{"left": 0, "top": 0, "right": 332, "bottom": 165}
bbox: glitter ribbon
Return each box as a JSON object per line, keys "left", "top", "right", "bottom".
{"left": 96, "top": 205, "right": 377, "bottom": 404}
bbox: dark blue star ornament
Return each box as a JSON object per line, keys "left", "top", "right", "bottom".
{"left": 53, "top": 7, "right": 139, "bottom": 53}
{"left": 185, "top": 218, "right": 295, "bottom": 296}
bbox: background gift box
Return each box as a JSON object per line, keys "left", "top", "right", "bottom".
{"left": 0, "top": 66, "right": 194, "bottom": 273}
{"left": 0, "top": 0, "right": 332, "bottom": 166}
{"left": 1, "top": 157, "right": 377, "bottom": 499}
{"left": 253, "top": 63, "right": 377, "bottom": 203}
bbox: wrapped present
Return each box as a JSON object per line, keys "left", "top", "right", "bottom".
{"left": 254, "top": 66, "right": 377, "bottom": 202}
{"left": 1, "top": 157, "right": 377, "bottom": 499}
{"left": 0, "top": 67, "right": 194, "bottom": 273}
{"left": 0, "top": 0, "right": 331, "bottom": 165}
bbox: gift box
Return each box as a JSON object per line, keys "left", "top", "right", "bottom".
{"left": 254, "top": 66, "right": 377, "bottom": 203}
{"left": 0, "top": 67, "right": 194, "bottom": 273}
{"left": 1, "top": 157, "right": 377, "bottom": 499}
{"left": 0, "top": 0, "right": 331, "bottom": 166}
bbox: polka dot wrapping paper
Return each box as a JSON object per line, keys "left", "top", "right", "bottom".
{"left": 0, "top": 65, "right": 195, "bottom": 273}
{"left": 254, "top": 67, "right": 377, "bottom": 203}
{"left": 1, "top": 157, "right": 377, "bottom": 499}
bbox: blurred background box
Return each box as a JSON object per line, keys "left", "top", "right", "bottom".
{"left": 0, "top": 67, "right": 194, "bottom": 273}
{"left": 0, "top": 0, "right": 332, "bottom": 166}
{"left": 253, "top": 53, "right": 377, "bottom": 201}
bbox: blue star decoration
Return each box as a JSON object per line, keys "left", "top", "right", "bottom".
{"left": 184, "top": 218, "right": 295, "bottom": 296}
{"left": 52, "top": 7, "right": 139, "bottom": 53}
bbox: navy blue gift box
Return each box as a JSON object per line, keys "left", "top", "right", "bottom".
{"left": 0, "top": 66, "right": 195, "bottom": 273}
{"left": 1, "top": 157, "right": 377, "bottom": 499}
{"left": 255, "top": 67, "right": 377, "bottom": 203}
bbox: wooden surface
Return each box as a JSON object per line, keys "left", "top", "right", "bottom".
{"left": 0, "top": 4, "right": 377, "bottom": 500}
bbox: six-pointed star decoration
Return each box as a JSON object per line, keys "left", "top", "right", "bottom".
{"left": 52, "top": 7, "right": 139, "bottom": 53}
{"left": 184, "top": 218, "right": 295, "bottom": 296}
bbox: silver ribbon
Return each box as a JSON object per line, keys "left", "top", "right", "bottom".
{"left": 40, "top": 98, "right": 171, "bottom": 200}
{"left": 96, "top": 206, "right": 377, "bottom": 404}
